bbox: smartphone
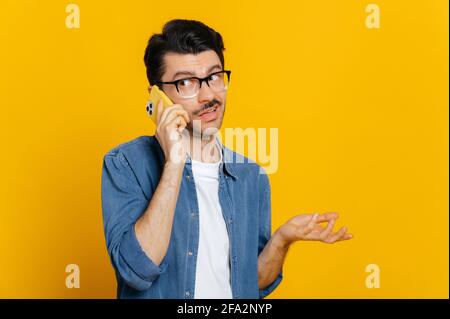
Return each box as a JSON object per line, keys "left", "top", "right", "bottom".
{"left": 145, "top": 85, "right": 173, "bottom": 124}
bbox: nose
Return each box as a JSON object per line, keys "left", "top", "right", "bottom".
{"left": 197, "top": 81, "right": 215, "bottom": 104}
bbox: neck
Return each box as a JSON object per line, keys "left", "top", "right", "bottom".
{"left": 185, "top": 133, "right": 220, "bottom": 163}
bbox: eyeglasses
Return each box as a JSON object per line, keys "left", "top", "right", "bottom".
{"left": 156, "top": 70, "right": 231, "bottom": 99}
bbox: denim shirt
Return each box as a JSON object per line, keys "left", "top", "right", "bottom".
{"left": 101, "top": 135, "right": 283, "bottom": 299}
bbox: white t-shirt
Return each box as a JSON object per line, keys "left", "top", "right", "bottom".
{"left": 192, "top": 141, "right": 232, "bottom": 299}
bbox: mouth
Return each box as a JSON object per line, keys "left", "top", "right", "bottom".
{"left": 197, "top": 103, "right": 220, "bottom": 117}
{"left": 197, "top": 103, "right": 220, "bottom": 122}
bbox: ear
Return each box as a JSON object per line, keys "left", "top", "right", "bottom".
{"left": 147, "top": 85, "right": 152, "bottom": 93}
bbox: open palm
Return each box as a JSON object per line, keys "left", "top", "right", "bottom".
{"left": 277, "top": 212, "right": 353, "bottom": 244}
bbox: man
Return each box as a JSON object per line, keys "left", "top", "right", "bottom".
{"left": 101, "top": 19, "right": 353, "bottom": 299}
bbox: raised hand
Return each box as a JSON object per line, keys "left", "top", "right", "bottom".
{"left": 154, "top": 99, "right": 190, "bottom": 165}
{"left": 275, "top": 212, "right": 353, "bottom": 245}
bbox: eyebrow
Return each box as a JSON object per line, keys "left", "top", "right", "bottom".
{"left": 172, "top": 64, "right": 222, "bottom": 80}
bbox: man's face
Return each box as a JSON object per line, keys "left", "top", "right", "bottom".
{"left": 155, "top": 50, "right": 227, "bottom": 137}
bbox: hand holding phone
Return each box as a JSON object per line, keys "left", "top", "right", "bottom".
{"left": 146, "top": 86, "right": 190, "bottom": 164}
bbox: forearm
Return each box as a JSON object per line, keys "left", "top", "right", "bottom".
{"left": 135, "top": 161, "right": 184, "bottom": 265}
{"left": 258, "top": 230, "right": 290, "bottom": 290}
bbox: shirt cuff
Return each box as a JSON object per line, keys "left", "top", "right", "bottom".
{"left": 259, "top": 271, "right": 283, "bottom": 299}
{"left": 119, "top": 224, "right": 168, "bottom": 284}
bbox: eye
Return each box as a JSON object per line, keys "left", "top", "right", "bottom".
{"left": 178, "top": 78, "right": 193, "bottom": 87}
{"left": 208, "top": 74, "right": 220, "bottom": 81}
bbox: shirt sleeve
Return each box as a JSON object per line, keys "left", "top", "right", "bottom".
{"left": 101, "top": 152, "right": 167, "bottom": 291}
{"left": 257, "top": 168, "right": 283, "bottom": 299}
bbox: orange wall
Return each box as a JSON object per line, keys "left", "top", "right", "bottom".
{"left": 0, "top": 0, "right": 448, "bottom": 298}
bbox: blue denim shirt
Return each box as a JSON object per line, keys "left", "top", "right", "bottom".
{"left": 101, "top": 135, "right": 283, "bottom": 299}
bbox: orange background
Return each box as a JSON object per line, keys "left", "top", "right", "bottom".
{"left": 0, "top": 0, "right": 448, "bottom": 298}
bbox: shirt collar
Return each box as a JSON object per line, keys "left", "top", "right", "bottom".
{"left": 154, "top": 134, "right": 238, "bottom": 180}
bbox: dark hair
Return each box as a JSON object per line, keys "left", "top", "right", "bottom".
{"left": 144, "top": 19, "right": 225, "bottom": 85}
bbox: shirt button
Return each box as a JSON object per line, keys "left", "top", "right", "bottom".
{"left": 186, "top": 175, "right": 190, "bottom": 181}
{"left": 188, "top": 251, "right": 193, "bottom": 256}
{"left": 191, "top": 212, "right": 196, "bottom": 218}
{"left": 185, "top": 291, "right": 190, "bottom": 297}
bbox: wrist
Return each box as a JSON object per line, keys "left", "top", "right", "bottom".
{"left": 164, "top": 159, "right": 185, "bottom": 173}
{"left": 272, "top": 230, "right": 291, "bottom": 250}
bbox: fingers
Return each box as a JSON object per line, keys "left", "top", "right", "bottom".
{"left": 342, "top": 233, "right": 353, "bottom": 240}
{"left": 158, "top": 103, "right": 178, "bottom": 126}
{"left": 319, "top": 218, "right": 336, "bottom": 240}
{"left": 157, "top": 105, "right": 190, "bottom": 133}
{"left": 311, "top": 212, "right": 353, "bottom": 243}
{"left": 290, "top": 211, "right": 353, "bottom": 243}
{"left": 163, "top": 109, "right": 190, "bottom": 128}
{"left": 174, "top": 116, "right": 188, "bottom": 134}
{"left": 305, "top": 213, "right": 319, "bottom": 234}
{"left": 316, "top": 212, "right": 339, "bottom": 223}
{"left": 158, "top": 104, "right": 189, "bottom": 127}
{"left": 325, "top": 226, "right": 349, "bottom": 244}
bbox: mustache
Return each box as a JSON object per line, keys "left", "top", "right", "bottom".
{"left": 193, "top": 99, "right": 221, "bottom": 115}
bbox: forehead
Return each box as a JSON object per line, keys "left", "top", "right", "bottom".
{"left": 162, "top": 50, "right": 222, "bottom": 80}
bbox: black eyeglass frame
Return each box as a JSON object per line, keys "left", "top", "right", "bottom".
{"left": 156, "top": 70, "right": 231, "bottom": 95}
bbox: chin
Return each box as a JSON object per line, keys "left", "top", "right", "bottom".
{"left": 193, "top": 117, "right": 221, "bottom": 134}
{"left": 200, "top": 124, "right": 220, "bottom": 137}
